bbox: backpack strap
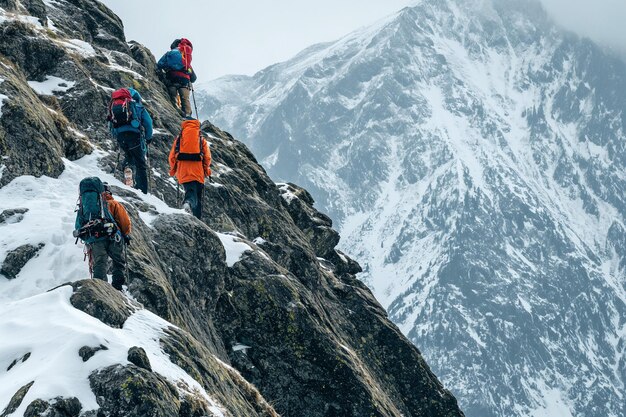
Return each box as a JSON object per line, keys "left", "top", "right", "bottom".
{"left": 174, "top": 134, "right": 181, "bottom": 155}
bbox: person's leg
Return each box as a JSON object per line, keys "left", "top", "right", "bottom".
{"left": 182, "top": 182, "right": 196, "bottom": 214}
{"left": 193, "top": 182, "right": 204, "bottom": 219}
{"left": 179, "top": 86, "right": 192, "bottom": 117}
{"left": 128, "top": 136, "right": 148, "bottom": 194}
{"left": 117, "top": 137, "right": 131, "bottom": 168}
{"left": 107, "top": 238, "right": 126, "bottom": 290}
{"left": 167, "top": 84, "right": 179, "bottom": 107}
{"left": 90, "top": 240, "right": 108, "bottom": 281}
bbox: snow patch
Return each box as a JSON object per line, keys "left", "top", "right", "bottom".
{"left": 59, "top": 39, "right": 96, "bottom": 57}
{"left": 0, "top": 286, "right": 226, "bottom": 416}
{"left": 216, "top": 233, "right": 253, "bottom": 267}
{"left": 28, "top": 76, "right": 76, "bottom": 95}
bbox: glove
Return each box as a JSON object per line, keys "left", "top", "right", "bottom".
{"left": 146, "top": 137, "right": 152, "bottom": 145}
{"left": 123, "top": 235, "right": 132, "bottom": 246}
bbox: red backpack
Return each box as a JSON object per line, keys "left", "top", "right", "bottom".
{"left": 107, "top": 88, "right": 134, "bottom": 128}
{"left": 177, "top": 38, "right": 193, "bottom": 71}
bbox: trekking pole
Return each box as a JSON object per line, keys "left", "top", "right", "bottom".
{"left": 123, "top": 241, "right": 130, "bottom": 286}
{"left": 190, "top": 82, "right": 199, "bottom": 120}
{"left": 146, "top": 143, "right": 151, "bottom": 193}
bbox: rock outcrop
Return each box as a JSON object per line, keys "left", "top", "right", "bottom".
{"left": 0, "top": 1, "right": 465, "bottom": 416}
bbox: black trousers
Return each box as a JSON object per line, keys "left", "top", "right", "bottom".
{"left": 91, "top": 238, "right": 125, "bottom": 289}
{"left": 183, "top": 181, "right": 204, "bottom": 219}
{"left": 117, "top": 131, "right": 148, "bottom": 194}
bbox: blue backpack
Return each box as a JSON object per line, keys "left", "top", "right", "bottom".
{"left": 165, "top": 49, "right": 185, "bottom": 71}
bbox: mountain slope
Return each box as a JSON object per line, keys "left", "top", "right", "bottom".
{"left": 198, "top": 1, "right": 626, "bottom": 416}
{"left": 0, "top": 1, "right": 464, "bottom": 416}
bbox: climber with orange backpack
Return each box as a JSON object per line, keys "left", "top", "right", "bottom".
{"left": 168, "top": 118, "right": 211, "bottom": 219}
{"left": 107, "top": 87, "right": 153, "bottom": 194}
{"left": 157, "top": 38, "right": 197, "bottom": 117}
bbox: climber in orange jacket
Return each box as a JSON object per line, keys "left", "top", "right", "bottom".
{"left": 169, "top": 118, "right": 211, "bottom": 219}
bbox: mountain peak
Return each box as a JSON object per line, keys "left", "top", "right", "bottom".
{"left": 197, "top": 1, "right": 626, "bottom": 416}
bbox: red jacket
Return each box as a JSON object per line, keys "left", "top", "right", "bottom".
{"left": 169, "top": 120, "right": 212, "bottom": 184}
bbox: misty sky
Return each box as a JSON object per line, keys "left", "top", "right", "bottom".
{"left": 100, "top": 0, "right": 626, "bottom": 82}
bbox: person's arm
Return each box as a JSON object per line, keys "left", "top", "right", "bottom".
{"left": 169, "top": 137, "right": 178, "bottom": 176}
{"left": 141, "top": 108, "right": 153, "bottom": 140}
{"left": 202, "top": 138, "right": 211, "bottom": 177}
{"left": 156, "top": 52, "right": 168, "bottom": 70}
{"left": 75, "top": 212, "right": 83, "bottom": 231}
{"left": 110, "top": 200, "right": 132, "bottom": 236}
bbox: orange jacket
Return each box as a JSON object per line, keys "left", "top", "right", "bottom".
{"left": 169, "top": 120, "right": 212, "bottom": 184}
{"left": 105, "top": 193, "right": 131, "bottom": 236}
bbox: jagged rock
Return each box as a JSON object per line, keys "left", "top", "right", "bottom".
{"left": 68, "top": 280, "right": 139, "bottom": 328}
{"left": 127, "top": 346, "right": 151, "bottom": 371}
{"left": 0, "top": 208, "right": 28, "bottom": 225}
{"left": 88, "top": 365, "right": 192, "bottom": 417}
{"left": 6, "top": 352, "right": 31, "bottom": 371}
{"left": 78, "top": 344, "right": 108, "bottom": 362}
{"left": 0, "top": 381, "right": 34, "bottom": 417}
{"left": 23, "top": 397, "right": 81, "bottom": 417}
{"left": 0, "top": 243, "right": 44, "bottom": 279}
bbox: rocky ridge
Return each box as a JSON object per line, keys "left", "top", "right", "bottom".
{"left": 0, "top": 1, "right": 464, "bottom": 416}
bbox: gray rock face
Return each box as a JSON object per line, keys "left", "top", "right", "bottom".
{"left": 0, "top": 1, "right": 466, "bottom": 416}
{"left": 197, "top": 0, "right": 626, "bottom": 416}
{"left": 1, "top": 381, "right": 33, "bottom": 417}
{"left": 0, "top": 208, "right": 28, "bottom": 225}
{"left": 127, "top": 346, "right": 151, "bottom": 371}
{"left": 24, "top": 397, "right": 81, "bottom": 417}
{"left": 78, "top": 345, "right": 108, "bottom": 363}
{"left": 68, "top": 280, "right": 138, "bottom": 328}
{"left": 0, "top": 243, "right": 43, "bottom": 279}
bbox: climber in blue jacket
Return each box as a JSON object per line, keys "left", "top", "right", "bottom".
{"left": 108, "top": 87, "right": 153, "bottom": 194}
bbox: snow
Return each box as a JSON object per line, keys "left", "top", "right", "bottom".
{"left": 27, "top": 76, "right": 76, "bottom": 95}
{"left": 0, "top": 285, "right": 226, "bottom": 416}
{"left": 277, "top": 183, "right": 297, "bottom": 203}
{"left": 0, "top": 93, "right": 7, "bottom": 118}
{"left": 0, "top": 151, "right": 181, "bottom": 302}
{"left": 59, "top": 39, "right": 96, "bottom": 58}
{"left": 253, "top": 237, "right": 267, "bottom": 245}
{"left": 216, "top": 233, "right": 253, "bottom": 267}
{"left": 232, "top": 344, "right": 251, "bottom": 353}
{"left": 0, "top": 77, "right": 6, "bottom": 117}
{"left": 0, "top": 7, "right": 42, "bottom": 27}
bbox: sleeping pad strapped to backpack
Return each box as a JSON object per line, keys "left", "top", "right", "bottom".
{"left": 74, "top": 177, "right": 118, "bottom": 241}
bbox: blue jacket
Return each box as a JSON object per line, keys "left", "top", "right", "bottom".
{"left": 110, "top": 88, "right": 153, "bottom": 140}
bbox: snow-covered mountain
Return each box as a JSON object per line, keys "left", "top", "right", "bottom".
{"left": 0, "top": 1, "right": 465, "bottom": 416}
{"left": 198, "top": 0, "right": 626, "bottom": 416}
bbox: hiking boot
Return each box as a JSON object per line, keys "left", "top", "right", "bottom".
{"left": 124, "top": 167, "right": 134, "bottom": 187}
{"left": 182, "top": 202, "right": 192, "bottom": 214}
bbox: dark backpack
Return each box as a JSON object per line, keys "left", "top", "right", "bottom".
{"left": 107, "top": 89, "right": 140, "bottom": 129}
{"left": 74, "top": 177, "right": 117, "bottom": 240}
